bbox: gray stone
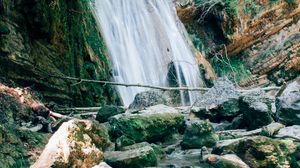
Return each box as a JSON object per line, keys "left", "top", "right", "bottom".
{"left": 193, "top": 78, "right": 240, "bottom": 120}
{"left": 276, "top": 92, "right": 300, "bottom": 125}
{"left": 281, "top": 79, "right": 300, "bottom": 97}
{"left": 276, "top": 125, "right": 300, "bottom": 140}
{"left": 240, "top": 89, "right": 274, "bottom": 130}
{"left": 128, "top": 90, "right": 170, "bottom": 110}
{"left": 92, "top": 162, "right": 112, "bottom": 168}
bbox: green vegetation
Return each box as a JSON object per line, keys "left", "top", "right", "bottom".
{"left": 0, "top": 0, "right": 119, "bottom": 106}
{"left": 211, "top": 56, "right": 252, "bottom": 85}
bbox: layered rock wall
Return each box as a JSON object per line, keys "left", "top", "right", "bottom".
{"left": 178, "top": 0, "right": 300, "bottom": 86}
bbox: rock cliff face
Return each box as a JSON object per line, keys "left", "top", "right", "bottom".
{"left": 177, "top": 0, "right": 300, "bottom": 86}
{"left": 0, "top": 0, "right": 118, "bottom": 106}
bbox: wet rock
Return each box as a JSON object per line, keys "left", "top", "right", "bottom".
{"left": 240, "top": 89, "right": 274, "bottom": 130}
{"left": 109, "top": 105, "right": 185, "bottom": 143}
{"left": 31, "top": 120, "right": 110, "bottom": 168}
{"left": 193, "top": 78, "right": 240, "bottom": 120}
{"left": 213, "top": 136, "right": 297, "bottom": 168}
{"left": 128, "top": 90, "right": 170, "bottom": 110}
{"left": 96, "top": 105, "right": 126, "bottom": 123}
{"left": 275, "top": 125, "right": 300, "bottom": 140}
{"left": 276, "top": 87, "right": 300, "bottom": 125}
{"left": 204, "top": 154, "right": 250, "bottom": 168}
{"left": 92, "top": 162, "right": 112, "bottom": 168}
{"left": 181, "top": 120, "right": 219, "bottom": 149}
{"left": 104, "top": 146, "right": 157, "bottom": 168}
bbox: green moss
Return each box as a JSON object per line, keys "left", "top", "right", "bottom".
{"left": 1, "top": 0, "right": 118, "bottom": 106}
{"left": 150, "top": 144, "right": 166, "bottom": 159}
{"left": 109, "top": 112, "right": 185, "bottom": 143}
{"left": 76, "top": 121, "right": 110, "bottom": 150}
{"left": 116, "top": 136, "right": 136, "bottom": 150}
{"left": 216, "top": 136, "right": 298, "bottom": 167}
{"left": 181, "top": 120, "right": 219, "bottom": 149}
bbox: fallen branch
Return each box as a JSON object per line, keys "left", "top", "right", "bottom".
{"left": 49, "top": 111, "right": 75, "bottom": 120}
{"left": 73, "top": 112, "right": 98, "bottom": 117}
{"left": 56, "top": 107, "right": 104, "bottom": 111}
{"left": 49, "top": 75, "right": 281, "bottom": 92}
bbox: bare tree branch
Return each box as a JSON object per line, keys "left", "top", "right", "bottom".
{"left": 48, "top": 74, "right": 280, "bottom": 92}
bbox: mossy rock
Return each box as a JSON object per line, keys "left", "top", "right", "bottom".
{"left": 181, "top": 120, "right": 219, "bottom": 149}
{"left": 115, "top": 136, "right": 136, "bottom": 150}
{"left": 213, "top": 136, "right": 297, "bottom": 168}
{"left": 104, "top": 146, "right": 158, "bottom": 168}
{"left": 76, "top": 120, "right": 111, "bottom": 150}
{"left": 96, "top": 105, "right": 126, "bottom": 123}
{"left": 109, "top": 109, "right": 185, "bottom": 143}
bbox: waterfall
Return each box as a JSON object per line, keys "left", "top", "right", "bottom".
{"left": 92, "top": 0, "right": 203, "bottom": 106}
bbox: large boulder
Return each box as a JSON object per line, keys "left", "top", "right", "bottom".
{"left": 193, "top": 78, "right": 240, "bottom": 120}
{"left": 104, "top": 146, "right": 157, "bottom": 168}
{"left": 240, "top": 90, "right": 274, "bottom": 130}
{"left": 213, "top": 136, "right": 297, "bottom": 168}
{"left": 109, "top": 105, "right": 185, "bottom": 143}
{"left": 31, "top": 120, "right": 111, "bottom": 168}
{"left": 276, "top": 81, "right": 300, "bottom": 125}
{"left": 96, "top": 105, "right": 126, "bottom": 123}
{"left": 128, "top": 90, "right": 170, "bottom": 110}
{"left": 181, "top": 120, "right": 219, "bottom": 149}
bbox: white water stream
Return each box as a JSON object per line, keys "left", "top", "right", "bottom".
{"left": 92, "top": 0, "right": 203, "bottom": 106}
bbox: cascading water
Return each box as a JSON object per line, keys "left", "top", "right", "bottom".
{"left": 92, "top": 0, "right": 203, "bottom": 106}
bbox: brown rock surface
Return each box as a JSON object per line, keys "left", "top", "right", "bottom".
{"left": 177, "top": 0, "right": 300, "bottom": 86}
